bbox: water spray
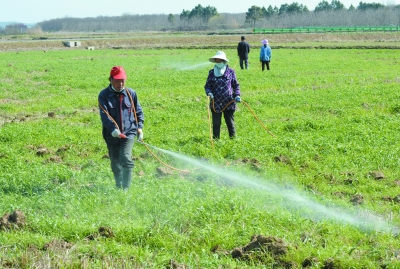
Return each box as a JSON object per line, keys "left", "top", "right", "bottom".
{"left": 99, "top": 84, "right": 398, "bottom": 235}
{"left": 179, "top": 62, "right": 210, "bottom": 71}
{"left": 145, "top": 145, "right": 399, "bottom": 235}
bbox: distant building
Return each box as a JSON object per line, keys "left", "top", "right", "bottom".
{"left": 62, "top": 41, "right": 82, "bottom": 47}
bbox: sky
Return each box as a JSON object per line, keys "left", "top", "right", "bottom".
{"left": 2, "top": 0, "right": 397, "bottom": 24}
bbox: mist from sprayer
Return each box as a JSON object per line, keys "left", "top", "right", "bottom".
{"left": 160, "top": 59, "right": 211, "bottom": 71}
{"left": 139, "top": 141, "right": 399, "bottom": 235}
{"left": 179, "top": 62, "right": 210, "bottom": 70}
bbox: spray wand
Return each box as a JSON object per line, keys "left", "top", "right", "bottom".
{"left": 99, "top": 100, "right": 190, "bottom": 173}
{"left": 135, "top": 140, "right": 191, "bottom": 174}
{"left": 241, "top": 100, "right": 277, "bottom": 138}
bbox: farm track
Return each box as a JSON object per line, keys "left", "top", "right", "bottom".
{"left": 0, "top": 32, "right": 399, "bottom": 51}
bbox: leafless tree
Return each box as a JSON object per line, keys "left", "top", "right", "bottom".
{"left": 28, "top": 5, "right": 399, "bottom": 33}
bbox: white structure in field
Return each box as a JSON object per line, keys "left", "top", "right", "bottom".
{"left": 62, "top": 41, "right": 82, "bottom": 47}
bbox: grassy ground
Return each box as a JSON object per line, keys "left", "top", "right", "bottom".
{"left": 0, "top": 36, "right": 399, "bottom": 268}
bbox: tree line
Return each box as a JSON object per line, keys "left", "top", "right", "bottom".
{"left": 244, "top": 1, "right": 397, "bottom": 27}
{"left": 1, "top": 1, "right": 399, "bottom": 34}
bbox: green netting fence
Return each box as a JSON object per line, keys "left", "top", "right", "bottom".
{"left": 253, "top": 26, "right": 399, "bottom": 34}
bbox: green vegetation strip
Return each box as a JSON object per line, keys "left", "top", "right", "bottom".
{"left": 254, "top": 26, "right": 400, "bottom": 34}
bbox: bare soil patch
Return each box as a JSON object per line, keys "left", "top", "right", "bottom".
{"left": 0, "top": 32, "right": 398, "bottom": 52}
{"left": 0, "top": 210, "right": 26, "bottom": 230}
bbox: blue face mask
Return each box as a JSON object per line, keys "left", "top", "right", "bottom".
{"left": 215, "top": 62, "right": 225, "bottom": 69}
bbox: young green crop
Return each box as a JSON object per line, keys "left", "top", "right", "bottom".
{"left": 0, "top": 47, "right": 399, "bottom": 268}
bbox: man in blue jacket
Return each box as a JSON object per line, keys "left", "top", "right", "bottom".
{"left": 98, "top": 66, "right": 144, "bottom": 191}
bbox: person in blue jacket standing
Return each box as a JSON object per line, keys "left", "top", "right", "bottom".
{"left": 260, "top": 39, "right": 272, "bottom": 71}
{"left": 98, "top": 66, "right": 144, "bottom": 191}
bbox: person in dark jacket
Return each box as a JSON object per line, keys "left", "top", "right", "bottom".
{"left": 98, "top": 66, "right": 144, "bottom": 191}
{"left": 237, "top": 36, "right": 250, "bottom": 70}
{"left": 205, "top": 51, "right": 241, "bottom": 139}
{"left": 260, "top": 39, "right": 272, "bottom": 71}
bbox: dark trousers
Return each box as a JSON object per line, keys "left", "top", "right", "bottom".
{"left": 239, "top": 57, "right": 249, "bottom": 70}
{"left": 107, "top": 138, "right": 134, "bottom": 189}
{"left": 262, "top": 61, "right": 270, "bottom": 71}
{"left": 212, "top": 110, "right": 236, "bottom": 139}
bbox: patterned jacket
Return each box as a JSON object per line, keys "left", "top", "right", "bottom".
{"left": 204, "top": 66, "right": 240, "bottom": 112}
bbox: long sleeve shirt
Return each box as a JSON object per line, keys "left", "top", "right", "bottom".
{"left": 237, "top": 41, "right": 250, "bottom": 58}
{"left": 204, "top": 66, "right": 240, "bottom": 113}
{"left": 98, "top": 85, "right": 144, "bottom": 144}
{"left": 260, "top": 45, "right": 272, "bottom": 61}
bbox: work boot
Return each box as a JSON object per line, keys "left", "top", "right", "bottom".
{"left": 122, "top": 167, "right": 133, "bottom": 190}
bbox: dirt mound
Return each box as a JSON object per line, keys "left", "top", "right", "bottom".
{"left": 0, "top": 210, "right": 26, "bottom": 230}
{"left": 43, "top": 239, "right": 73, "bottom": 251}
{"left": 232, "top": 234, "right": 288, "bottom": 258}
{"left": 230, "top": 234, "right": 292, "bottom": 267}
{"left": 85, "top": 226, "right": 114, "bottom": 240}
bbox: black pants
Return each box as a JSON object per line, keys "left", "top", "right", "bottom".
{"left": 262, "top": 61, "right": 270, "bottom": 71}
{"left": 212, "top": 110, "right": 235, "bottom": 139}
{"left": 239, "top": 57, "right": 249, "bottom": 70}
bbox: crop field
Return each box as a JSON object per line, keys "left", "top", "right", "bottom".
{"left": 0, "top": 34, "right": 400, "bottom": 268}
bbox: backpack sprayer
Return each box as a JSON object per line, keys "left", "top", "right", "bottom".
{"left": 99, "top": 90, "right": 190, "bottom": 174}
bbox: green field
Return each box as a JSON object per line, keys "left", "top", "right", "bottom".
{"left": 254, "top": 26, "right": 400, "bottom": 34}
{"left": 0, "top": 47, "right": 399, "bottom": 268}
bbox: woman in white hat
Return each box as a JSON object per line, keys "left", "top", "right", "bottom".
{"left": 260, "top": 39, "right": 272, "bottom": 71}
{"left": 204, "top": 51, "right": 241, "bottom": 139}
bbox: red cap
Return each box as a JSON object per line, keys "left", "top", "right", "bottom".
{"left": 110, "top": 66, "right": 127, "bottom": 79}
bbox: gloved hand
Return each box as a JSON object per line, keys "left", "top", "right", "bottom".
{"left": 111, "top": 129, "right": 121, "bottom": 138}
{"left": 208, "top": 92, "right": 214, "bottom": 99}
{"left": 137, "top": 129, "right": 144, "bottom": 141}
{"left": 235, "top": 96, "right": 241, "bottom": 103}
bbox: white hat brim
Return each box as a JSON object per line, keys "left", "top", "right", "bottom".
{"left": 209, "top": 53, "right": 229, "bottom": 63}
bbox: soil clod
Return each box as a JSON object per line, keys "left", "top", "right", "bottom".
{"left": 0, "top": 210, "right": 26, "bottom": 231}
